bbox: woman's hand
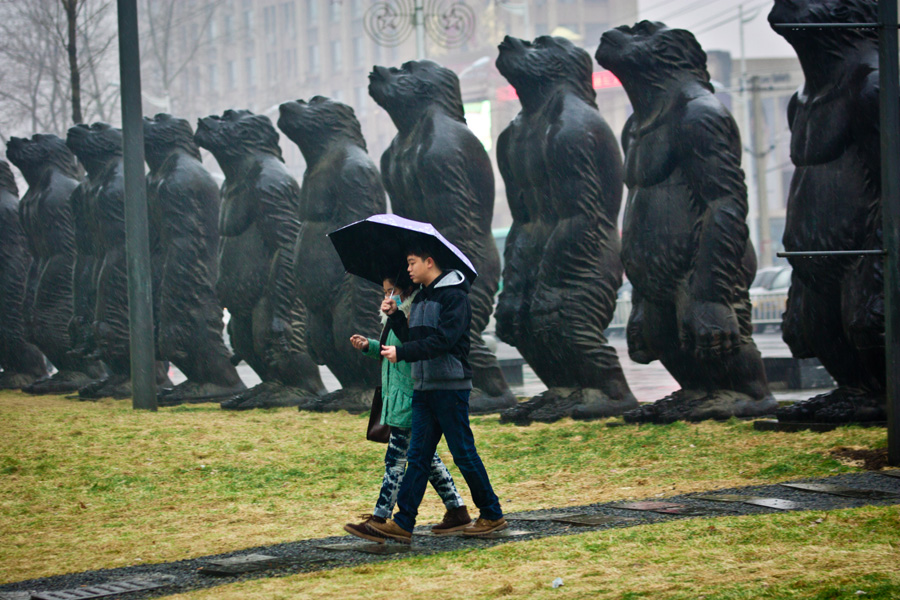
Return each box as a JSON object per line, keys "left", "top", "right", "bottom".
{"left": 381, "top": 297, "right": 398, "bottom": 315}
{"left": 349, "top": 334, "right": 369, "bottom": 351}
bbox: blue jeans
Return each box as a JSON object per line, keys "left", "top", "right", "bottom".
{"left": 373, "top": 426, "right": 464, "bottom": 519}
{"left": 393, "top": 389, "right": 502, "bottom": 532}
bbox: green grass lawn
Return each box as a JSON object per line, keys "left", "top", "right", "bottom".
{"left": 1, "top": 390, "right": 896, "bottom": 598}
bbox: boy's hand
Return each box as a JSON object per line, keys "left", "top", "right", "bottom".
{"left": 381, "top": 298, "right": 398, "bottom": 315}
{"left": 349, "top": 334, "right": 369, "bottom": 351}
{"left": 381, "top": 345, "right": 398, "bottom": 363}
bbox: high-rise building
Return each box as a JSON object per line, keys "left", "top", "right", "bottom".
{"left": 143, "top": 0, "right": 638, "bottom": 227}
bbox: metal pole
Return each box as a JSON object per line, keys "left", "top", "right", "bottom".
{"left": 879, "top": 0, "right": 900, "bottom": 465}
{"left": 117, "top": 0, "right": 157, "bottom": 411}
{"left": 415, "top": 0, "right": 426, "bottom": 59}
{"left": 739, "top": 4, "right": 760, "bottom": 253}
{"left": 751, "top": 76, "right": 772, "bottom": 267}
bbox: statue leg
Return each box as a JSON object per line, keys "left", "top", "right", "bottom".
{"left": 221, "top": 295, "right": 324, "bottom": 410}
{"left": 777, "top": 273, "right": 885, "bottom": 423}
{"left": 24, "top": 256, "right": 104, "bottom": 394}
{"left": 296, "top": 278, "right": 381, "bottom": 414}
{"left": 0, "top": 258, "right": 48, "bottom": 389}
{"left": 467, "top": 274, "right": 516, "bottom": 414}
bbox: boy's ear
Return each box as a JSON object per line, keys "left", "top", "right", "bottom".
{"left": 425, "top": 256, "right": 435, "bottom": 269}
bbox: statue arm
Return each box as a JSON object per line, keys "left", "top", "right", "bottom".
{"left": 677, "top": 101, "right": 748, "bottom": 357}
{"left": 256, "top": 174, "right": 302, "bottom": 330}
{"left": 681, "top": 102, "right": 749, "bottom": 303}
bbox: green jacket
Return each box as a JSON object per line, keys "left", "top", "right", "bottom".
{"left": 363, "top": 325, "right": 414, "bottom": 428}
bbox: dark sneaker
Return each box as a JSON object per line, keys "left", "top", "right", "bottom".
{"left": 431, "top": 506, "right": 473, "bottom": 535}
{"left": 366, "top": 519, "right": 413, "bottom": 544}
{"left": 343, "top": 514, "right": 387, "bottom": 543}
{"left": 461, "top": 516, "right": 508, "bottom": 537}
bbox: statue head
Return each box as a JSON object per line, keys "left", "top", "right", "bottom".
{"left": 368, "top": 60, "right": 465, "bottom": 132}
{"left": 277, "top": 96, "right": 366, "bottom": 162}
{"left": 0, "top": 160, "right": 18, "bottom": 197}
{"left": 143, "top": 113, "right": 202, "bottom": 172}
{"left": 194, "top": 109, "right": 283, "bottom": 166}
{"left": 768, "top": 0, "right": 877, "bottom": 54}
{"left": 595, "top": 21, "right": 712, "bottom": 95}
{"left": 7, "top": 133, "right": 81, "bottom": 184}
{"left": 65, "top": 122, "right": 123, "bottom": 176}
{"left": 496, "top": 35, "right": 596, "bottom": 110}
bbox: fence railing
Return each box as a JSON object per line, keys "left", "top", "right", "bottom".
{"left": 606, "top": 290, "right": 790, "bottom": 332}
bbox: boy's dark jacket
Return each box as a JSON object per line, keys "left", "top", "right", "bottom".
{"left": 391, "top": 269, "right": 473, "bottom": 390}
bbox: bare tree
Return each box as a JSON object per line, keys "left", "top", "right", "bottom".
{"left": 0, "top": 0, "right": 118, "bottom": 141}
{"left": 139, "top": 0, "right": 221, "bottom": 116}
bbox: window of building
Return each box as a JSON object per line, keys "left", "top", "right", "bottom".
{"left": 333, "top": 89, "right": 344, "bottom": 102}
{"left": 355, "top": 85, "right": 368, "bottom": 116}
{"left": 266, "top": 52, "right": 277, "bottom": 82}
{"left": 246, "top": 56, "right": 257, "bottom": 88}
{"left": 208, "top": 63, "right": 219, "bottom": 93}
{"left": 282, "top": 2, "right": 297, "bottom": 39}
{"left": 227, "top": 60, "right": 237, "bottom": 89}
{"left": 243, "top": 7, "right": 254, "bottom": 37}
{"left": 264, "top": 5, "right": 277, "bottom": 42}
{"left": 284, "top": 48, "right": 297, "bottom": 78}
{"left": 308, "top": 0, "right": 318, "bottom": 26}
{"left": 331, "top": 40, "right": 343, "bottom": 71}
{"left": 353, "top": 36, "right": 364, "bottom": 67}
{"left": 224, "top": 14, "right": 234, "bottom": 43}
{"left": 352, "top": 0, "right": 364, "bottom": 19}
{"left": 309, "top": 44, "right": 320, "bottom": 74}
{"left": 207, "top": 12, "right": 217, "bottom": 43}
{"left": 330, "top": 0, "right": 341, "bottom": 23}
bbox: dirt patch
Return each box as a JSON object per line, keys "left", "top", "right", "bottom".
{"left": 829, "top": 446, "right": 889, "bottom": 470}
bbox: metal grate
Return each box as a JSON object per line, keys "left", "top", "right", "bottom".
{"left": 31, "top": 577, "right": 168, "bottom": 600}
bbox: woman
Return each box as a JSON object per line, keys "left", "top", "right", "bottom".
{"left": 344, "top": 276, "right": 471, "bottom": 541}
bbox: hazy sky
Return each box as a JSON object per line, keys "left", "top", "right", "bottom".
{"left": 637, "top": 0, "right": 794, "bottom": 58}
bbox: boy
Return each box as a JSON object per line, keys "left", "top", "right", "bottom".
{"left": 367, "top": 245, "right": 506, "bottom": 542}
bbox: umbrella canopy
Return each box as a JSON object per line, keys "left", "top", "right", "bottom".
{"left": 328, "top": 214, "right": 478, "bottom": 286}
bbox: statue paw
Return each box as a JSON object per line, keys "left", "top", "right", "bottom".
{"left": 78, "top": 374, "right": 131, "bottom": 400}
{"left": 300, "top": 388, "right": 374, "bottom": 414}
{"left": 469, "top": 388, "right": 518, "bottom": 415}
{"left": 776, "top": 388, "right": 885, "bottom": 423}
{"left": 24, "top": 371, "right": 100, "bottom": 395}
{"left": 622, "top": 390, "right": 706, "bottom": 424}
{"left": 159, "top": 380, "right": 247, "bottom": 405}
{"left": 0, "top": 371, "right": 43, "bottom": 390}
{"left": 570, "top": 388, "right": 639, "bottom": 421}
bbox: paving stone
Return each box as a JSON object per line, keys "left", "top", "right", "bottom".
{"left": 743, "top": 498, "right": 802, "bottom": 510}
{"left": 551, "top": 515, "right": 635, "bottom": 525}
{"left": 693, "top": 494, "right": 771, "bottom": 503}
{"left": 199, "top": 554, "right": 286, "bottom": 576}
{"left": 652, "top": 506, "right": 736, "bottom": 516}
{"left": 465, "top": 529, "right": 530, "bottom": 540}
{"left": 780, "top": 482, "right": 900, "bottom": 500}
{"left": 315, "top": 542, "right": 414, "bottom": 554}
{"left": 878, "top": 470, "right": 900, "bottom": 479}
{"left": 508, "top": 512, "right": 587, "bottom": 521}
{"left": 610, "top": 501, "right": 683, "bottom": 511}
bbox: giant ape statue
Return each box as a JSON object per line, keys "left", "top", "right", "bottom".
{"left": 494, "top": 35, "right": 637, "bottom": 424}
{"left": 768, "top": 0, "right": 885, "bottom": 422}
{"left": 277, "top": 97, "right": 383, "bottom": 412}
{"left": 0, "top": 159, "right": 48, "bottom": 388}
{"left": 6, "top": 134, "right": 105, "bottom": 393}
{"left": 194, "top": 109, "right": 325, "bottom": 409}
{"left": 143, "top": 114, "right": 246, "bottom": 404}
{"left": 368, "top": 60, "right": 516, "bottom": 414}
{"left": 596, "top": 21, "right": 776, "bottom": 423}
{"left": 66, "top": 123, "right": 171, "bottom": 399}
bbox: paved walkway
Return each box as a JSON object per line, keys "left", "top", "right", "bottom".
{"left": 2, "top": 470, "right": 898, "bottom": 600}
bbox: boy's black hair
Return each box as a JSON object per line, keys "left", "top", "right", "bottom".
{"left": 406, "top": 243, "right": 442, "bottom": 270}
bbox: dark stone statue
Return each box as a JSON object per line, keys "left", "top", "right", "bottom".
{"left": 143, "top": 114, "right": 246, "bottom": 404}
{"left": 194, "top": 109, "right": 325, "bottom": 409}
{"left": 66, "top": 123, "right": 172, "bottom": 399}
{"left": 769, "top": 0, "right": 885, "bottom": 423}
{"left": 6, "top": 134, "right": 105, "bottom": 393}
{"left": 493, "top": 35, "right": 638, "bottom": 424}
{"left": 277, "top": 97, "right": 384, "bottom": 412}
{"left": 596, "top": 22, "right": 777, "bottom": 423}
{"left": 0, "top": 159, "right": 48, "bottom": 388}
{"left": 368, "top": 60, "right": 517, "bottom": 414}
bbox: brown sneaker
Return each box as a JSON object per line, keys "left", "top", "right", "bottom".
{"left": 461, "top": 516, "right": 508, "bottom": 537}
{"left": 343, "top": 514, "right": 387, "bottom": 543}
{"left": 431, "top": 506, "right": 473, "bottom": 535}
{"left": 366, "top": 518, "right": 413, "bottom": 544}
